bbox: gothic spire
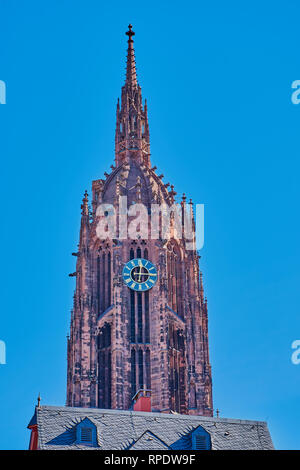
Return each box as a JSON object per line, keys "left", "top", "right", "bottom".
{"left": 115, "top": 25, "right": 150, "bottom": 167}
{"left": 125, "top": 24, "right": 137, "bottom": 88}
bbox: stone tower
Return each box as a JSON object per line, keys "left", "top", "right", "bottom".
{"left": 66, "top": 25, "right": 213, "bottom": 416}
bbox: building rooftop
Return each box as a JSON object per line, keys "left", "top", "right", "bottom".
{"left": 28, "top": 405, "right": 274, "bottom": 450}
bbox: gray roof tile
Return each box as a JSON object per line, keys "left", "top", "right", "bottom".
{"left": 32, "top": 405, "right": 274, "bottom": 450}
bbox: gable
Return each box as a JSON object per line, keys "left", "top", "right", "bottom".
{"left": 76, "top": 417, "right": 98, "bottom": 446}
{"left": 191, "top": 426, "right": 211, "bottom": 450}
{"left": 128, "top": 431, "right": 170, "bottom": 450}
{"left": 171, "top": 425, "right": 211, "bottom": 450}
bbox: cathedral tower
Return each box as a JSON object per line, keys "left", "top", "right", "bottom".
{"left": 66, "top": 25, "right": 213, "bottom": 416}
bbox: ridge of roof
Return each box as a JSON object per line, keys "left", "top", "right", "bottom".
{"left": 36, "top": 405, "right": 268, "bottom": 426}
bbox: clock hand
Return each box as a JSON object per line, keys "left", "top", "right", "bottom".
{"left": 138, "top": 260, "right": 143, "bottom": 282}
{"left": 132, "top": 271, "right": 157, "bottom": 278}
{"left": 133, "top": 263, "right": 142, "bottom": 282}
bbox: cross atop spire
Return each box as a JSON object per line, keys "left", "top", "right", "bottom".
{"left": 126, "top": 24, "right": 135, "bottom": 43}
{"left": 125, "top": 24, "right": 137, "bottom": 88}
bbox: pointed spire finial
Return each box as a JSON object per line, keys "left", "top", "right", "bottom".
{"left": 126, "top": 24, "right": 135, "bottom": 43}
{"left": 169, "top": 185, "right": 177, "bottom": 203}
{"left": 37, "top": 393, "right": 41, "bottom": 408}
{"left": 81, "top": 190, "right": 89, "bottom": 216}
{"left": 125, "top": 24, "right": 137, "bottom": 88}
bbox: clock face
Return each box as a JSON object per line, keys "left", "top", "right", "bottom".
{"left": 122, "top": 258, "right": 158, "bottom": 292}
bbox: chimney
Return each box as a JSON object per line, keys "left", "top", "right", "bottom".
{"left": 133, "top": 389, "right": 151, "bottom": 412}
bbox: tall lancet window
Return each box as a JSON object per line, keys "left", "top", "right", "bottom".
{"left": 129, "top": 245, "right": 151, "bottom": 400}
{"left": 97, "top": 322, "right": 112, "bottom": 409}
{"left": 138, "top": 348, "right": 144, "bottom": 389}
{"left": 102, "top": 252, "right": 106, "bottom": 311}
{"left": 145, "top": 291, "right": 150, "bottom": 343}
{"left": 137, "top": 293, "right": 143, "bottom": 343}
{"left": 107, "top": 252, "right": 111, "bottom": 306}
{"left": 145, "top": 348, "right": 151, "bottom": 389}
{"left": 167, "top": 241, "right": 183, "bottom": 317}
{"left": 97, "top": 256, "right": 101, "bottom": 314}
{"left": 130, "top": 290, "right": 135, "bottom": 342}
{"left": 131, "top": 348, "right": 136, "bottom": 397}
{"left": 168, "top": 324, "right": 186, "bottom": 413}
{"left": 97, "top": 246, "right": 112, "bottom": 316}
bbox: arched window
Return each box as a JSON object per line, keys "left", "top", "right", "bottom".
{"left": 167, "top": 241, "right": 183, "bottom": 317}
{"left": 97, "top": 256, "right": 101, "bottom": 314}
{"left": 131, "top": 348, "right": 136, "bottom": 397}
{"left": 107, "top": 252, "right": 111, "bottom": 306}
{"left": 145, "top": 348, "right": 151, "bottom": 389}
{"left": 145, "top": 291, "right": 150, "bottom": 343}
{"left": 138, "top": 349, "right": 144, "bottom": 389}
{"left": 137, "top": 293, "right": 143, "bottom": 343}
{"left": 130, "top": 290, "right": 135, "bottom": 342}
{"left": 96, "top": 246, "right": 112, "bottom": 316}
{"left": 97, "top": 323, "right": 112, "bottom": 409}
{"left": 102, "top": 253, "right": 106, "bottom": 310}
{"left": 129, "top": 246, "right": 151, "bottom": 406}
{"left": 168, "top": 324, "right": 185, "bottom": 413}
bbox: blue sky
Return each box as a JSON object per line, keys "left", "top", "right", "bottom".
{"left": 0, "top": 0, "right": 299, "bottom": 450}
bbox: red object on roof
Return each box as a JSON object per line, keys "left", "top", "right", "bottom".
{"left": 133, "top": 389, "right": 151, "bottom": 412}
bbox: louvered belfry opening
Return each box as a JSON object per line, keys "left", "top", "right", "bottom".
{"left": 130, "top": 245, "right": 151, "bottom": 400}
{"left": 97, "top": 322, "right": 112, "bottom": 409}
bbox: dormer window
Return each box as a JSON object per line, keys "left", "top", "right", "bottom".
{"left": 191, "top": 426, "right": 211, "bottom": 450}
{"left": 76, "top": 418, "right": 97, "bottom": 447}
